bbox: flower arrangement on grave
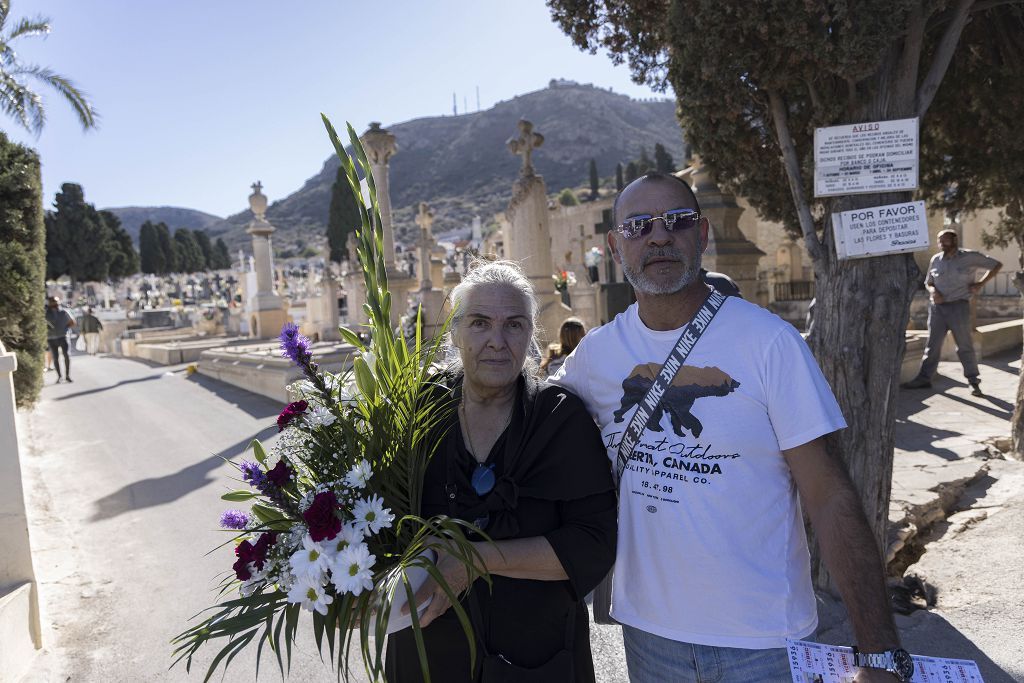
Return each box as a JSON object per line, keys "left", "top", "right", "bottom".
{"left": 172, "top": 117, "right": 486, "bottom": 683}
{"left": 552, "top": 269, "right": 576, "bottom": 292}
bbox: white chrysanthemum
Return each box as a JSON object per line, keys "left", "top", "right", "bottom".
{"left": 306, "top": 405, "right": 337, "bottom": 428}
{"left": 287, "top": 577, "right": 334, "bottom": 615}
{"left": 288, "top": 535, "right": 330, "bottom": 582}
{"left": 288, "top": 379, "right": 319, "bottom": 400}
{"left": 352, "top": 494, "right": 394, "bottom": 536}
{"left": 362, "top": 351, "right": 377, "bottom": 374}
{"left": 344, "top": 459, "right": 373, "bottom": 489}
{"left": 322, "top": 523, "right": 363, "bottom": 560}
{"left": 329, "top": 543, "right": 375, "bottom": 596}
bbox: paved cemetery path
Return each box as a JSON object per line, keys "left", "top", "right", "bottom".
{"left": 18, "top": 353, "right": 631, "bottom": 682}
{"left": 18, "top": 350, "right": 1023, "bottom": 681}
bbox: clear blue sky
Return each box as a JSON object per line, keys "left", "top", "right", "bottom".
{"left": 6, "top": 1, "right": 668, "bottom": 217}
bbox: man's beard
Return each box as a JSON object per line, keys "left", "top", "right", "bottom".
{"left": 621, "top": 246, "right": 702, "bottom": 295}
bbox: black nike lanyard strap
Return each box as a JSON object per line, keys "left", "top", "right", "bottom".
{"left": 614, "top": 288, "right": 727, "bottom": 484}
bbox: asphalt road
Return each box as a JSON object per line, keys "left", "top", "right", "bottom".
{"left": 18, "top": 354, "right": 629, "bottom": 682}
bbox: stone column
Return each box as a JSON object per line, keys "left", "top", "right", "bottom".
{"left": 689, "top": 160, "right": 765, "bottom": 300}
{"left": 505, "top": 119, "right": 571, "bottom": 345}
{"left": 413, "top": 202, "right": 448, "bottom": 340}
{"left": 360, "top": 123, "right": 398, "bottom": 271}
{"left": 0, "top": 341, "right": 43, "bottom": 681}
{"left": 245, "top": 181, "right": 288, "bottom": 338}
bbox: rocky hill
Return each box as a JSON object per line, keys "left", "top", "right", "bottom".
{"left": 102, "top": 206, "right": 223, "bottom": 244}
{"left": 205, "top": 81, "right": 686, "bottom": 250}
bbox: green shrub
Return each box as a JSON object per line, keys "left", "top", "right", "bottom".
{"left": 0, "top": 132, "right": 46, "bottom": 407}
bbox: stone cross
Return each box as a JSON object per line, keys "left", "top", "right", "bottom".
{"left": 414, "top": 202, "right": 435, "bottom": 289}
{"left": 506, "top": 119, "right": 544, "bottom": 176}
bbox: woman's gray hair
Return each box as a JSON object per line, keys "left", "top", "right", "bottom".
{"left": 443, "top": 258, "right": 542, "bottom": 373}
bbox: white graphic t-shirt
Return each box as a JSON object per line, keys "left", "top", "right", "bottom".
{"left": 551, "top": 297, "right": 846, "bottom": 649}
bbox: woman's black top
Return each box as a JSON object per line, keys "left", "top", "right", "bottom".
{"left": 385, "top": 373, "right": 617, "bottom": 683}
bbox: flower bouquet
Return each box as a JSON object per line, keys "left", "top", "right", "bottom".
{"left": 172, "top": 117, "right": 486, "bottom": 682}
{"left": 552, "top": 269, "right": 576, "bottom": 292}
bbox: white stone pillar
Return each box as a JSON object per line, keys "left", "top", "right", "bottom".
{"left": 245, "top": 182, "right": 288, "bottom": 338}
{"left": 360, "top": 123, "right": 398, "bottom": 271}
{"left": 0, "top": 341, "right": 43, "bottom": 681}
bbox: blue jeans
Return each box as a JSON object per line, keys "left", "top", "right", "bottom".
{"left": 919, "top": 300, "right": 979, "bottom": 382}
{"left": 622, "top": 625, "right": 791, "bottom": 682}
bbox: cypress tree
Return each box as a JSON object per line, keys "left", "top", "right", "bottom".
{"left": 625, "top": 161, "right": 639, "bottom": 183}
{"left": 138, "top": 220, "right": 164, "bottom": 274}
{"left": 194, "top": 229, "right": 214, "bottom": 270}
{"left": 615, "top": 162, "right": 625, "bottom": 190}
{"left": 327, "top": 165, "right": 360, "bottom": 262}
{"left": 588, "top": 158, "right": 599, "bottom": 200}
{"left": 213, "top": 238, "right": 232, "bottom": 270}
{"left": 45, "top": 183, "right": 113, "bottom": 283}
{"left": 174, "top": 228, "right": 205, "bottom": 273}
{"left": 100, "top": 210, "right": 139, "bottom": 278}
{"left": 0, "top": 132, "right": 46, "bottom": 407}
{"left": 155, "top": 222, "right": 178, "bottom": 274}
{"left": 654, "top": 143, "right": 675, "bottom": 173}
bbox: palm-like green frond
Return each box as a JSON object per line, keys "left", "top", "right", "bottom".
{"left": 172, "top": 120, "right": 481, "bottom": 682}
{"left": 0, "top": 3, "right": 97, "bottom": 134}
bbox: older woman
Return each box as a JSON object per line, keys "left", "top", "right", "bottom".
{"left": 385, "top": 261, "right": 617, "bottom": 683}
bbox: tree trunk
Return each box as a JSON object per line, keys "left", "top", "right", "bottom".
{"left": 806, "top": 192, "right": 921, "bottom": 591}
{"left": 1012, "top": 270, "right": 1024, "bottom": 458}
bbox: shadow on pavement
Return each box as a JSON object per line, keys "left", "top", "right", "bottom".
{"left": 942, "top": 390, "right": 1014, "bottom": 419}
{"left": 184, "top": 372, "right": 283, "bottom": 420}
{"left": 816, "top": 594, "right": 1020, "bottom": 682}
{"left": 52, "top": 373, "right": 164, "bottom": 402}
{"left": 87, "top": 425, "right": 277, "bottom": 523}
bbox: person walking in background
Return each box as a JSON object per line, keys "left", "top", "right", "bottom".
{"left": 45, "top": 296, "right": 76, "bottom": 383}
{"left": 902, "top": 229, "right": 1002, "bottom": 396}
{"left": 540, "top": 317, "right": 586, "bottom": 377}
{"left": 78, "top": 306, "right": 103, "bottom": 355}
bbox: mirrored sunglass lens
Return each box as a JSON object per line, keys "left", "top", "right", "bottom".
{"left": 471, "top": 464, "right": 496, "bottom": 496}
{"left": 665, "top": 211, "right": 699, "bottom": 230}
{"left": 624, "top": 217, "right": 652, "bottom": 238}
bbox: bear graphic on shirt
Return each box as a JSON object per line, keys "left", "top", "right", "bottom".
{"left": 612, "top": 363, "right": 740, "bottom": 438}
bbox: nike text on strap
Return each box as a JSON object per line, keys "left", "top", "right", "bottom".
{"left": 614, "top": 288, "right": 728, "bottom": 483}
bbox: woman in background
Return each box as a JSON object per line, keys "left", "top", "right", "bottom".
{"left": 540, "top": 317, "right": 586, "bottom": 377}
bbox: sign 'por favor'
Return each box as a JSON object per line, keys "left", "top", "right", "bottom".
{"left": 831, "top": 201, "right": 930, "bottom": 260}
{"left": 814, "top": 118, "right": 919, "bottom": 197}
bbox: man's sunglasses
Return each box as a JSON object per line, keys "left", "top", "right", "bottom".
{"left": 615, "top": 208, "right": 702, "bottom": 240}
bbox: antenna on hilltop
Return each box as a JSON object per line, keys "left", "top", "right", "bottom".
{"left": 476, "top": 86, "right": 480, "bottom": 111}
{"left": 464, "top": 96, "right": 468, "bottom": 115}
{"left": 452, "top": 92, "right": 457, "bottom": 116}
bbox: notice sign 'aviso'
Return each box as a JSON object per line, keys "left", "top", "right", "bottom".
{"left": 814, "top": 118, "right": 919, "bottom": 197}
{"left": 832, "top": 201, "right": 930, "bottom": 260}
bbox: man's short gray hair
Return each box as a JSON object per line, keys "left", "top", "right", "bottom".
{"left": 443, "top": 259, "right": 542, "bottom": 372}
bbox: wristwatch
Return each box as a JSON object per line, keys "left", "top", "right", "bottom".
{"left": 852, "top": 646, "right": 914, "bottom": 681}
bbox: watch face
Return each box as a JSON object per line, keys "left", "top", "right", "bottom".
{"left": 892, "top": 649, "right": 915, "bottom": 679}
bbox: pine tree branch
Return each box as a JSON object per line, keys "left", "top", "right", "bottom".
{"left": 917, "top": 0, "right": 975, "bottom": 118}
{"left": 893, "top": 3, "right": 926, "bottom": 114}
{"left": 767, "top": 89, "right": 823, "bottom": 265}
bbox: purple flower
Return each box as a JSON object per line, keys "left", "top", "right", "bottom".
{"left": 232, "top": 531, "right": 278, "bottom": 580}
{"left": 240, "top": 460, "right": 266, "bottom": 488}
{"left": 277, "top": 400, "right": 308, "bottom": 432}
{"left": 219, "top": 509, "right": 250, "bottom": 530}
{"left": 279, "top": 323, "right": 312, "bottom": 366}
{"left": 266, "top": 460, "right": 292, "bottom": 487}
{"left": 303, "top": 491, "right": 342, "bottom": 542}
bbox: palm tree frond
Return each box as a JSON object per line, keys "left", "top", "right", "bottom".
{"left": 0, "top": 72, "right": 43, "bottom": 134}
{"left": 11, "top": 64, "right": 97, "bottom": 129}
{"left": 7, "top": 15, "right": 50, "bottom": 41}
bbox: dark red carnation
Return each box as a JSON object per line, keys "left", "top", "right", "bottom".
{"left": 265, "top": 461, "right": 291, "bottom": 487}
{"left": 303, "top": 491, "right": 341, "bottom": 542}
{"left": 232, "top": 532, "right": 279, "bottom": 580}
{"left": 277, "top": 400, "right": 309, "bottom": 431}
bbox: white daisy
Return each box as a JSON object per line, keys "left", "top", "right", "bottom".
{"left": 322, "top": 523, "right": 363, "bottom": 560}
{"left": 287, "top": 577, "right": 334, "bottom": 615}
{"left": 306, "top": 405, "right": 337, "bottom": 428}
{"left": 352, "top": 494, "right": 394, "bottom": 536}
{"left": 344, "top": 459, "right": 373, "bottom": 489}
{"left": 329, "top": 543, "right": 375, "bottom": 596}
{"left": 288, "top": 534, "right": 330, "bottom": 582}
